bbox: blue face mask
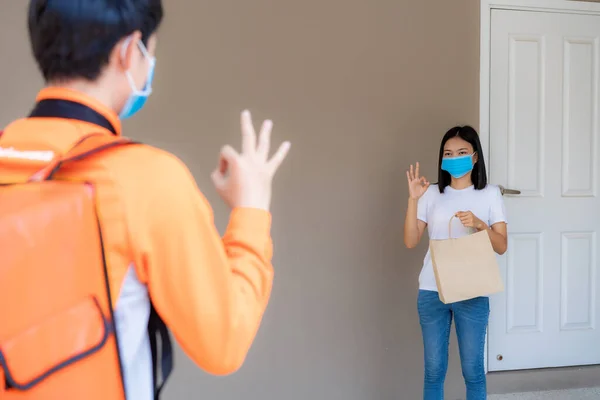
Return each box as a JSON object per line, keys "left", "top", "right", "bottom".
{"left": 119, "top": 38, "right": 156, "bottom": 120}
{"left": 441, "top": 154, "right": 475, "bottom": 178}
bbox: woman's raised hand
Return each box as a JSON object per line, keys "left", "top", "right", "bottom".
{"left": 407, "top": 162, "right": 430, "bottom": 200}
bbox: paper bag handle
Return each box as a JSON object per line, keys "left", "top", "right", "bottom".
{"left": 448, "top": 215, "right": 457, "bottom": 239}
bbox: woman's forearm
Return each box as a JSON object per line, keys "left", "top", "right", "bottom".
{"left": 477, "top": 223, "right": 507, "bottom": 255}
{"left": 404, "top": 198, "right": 421, "bottom": 248}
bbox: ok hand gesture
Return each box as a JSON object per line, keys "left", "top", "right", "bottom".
{"left": 406, "top": 162, "right": 430, "bottom": 200}
{"left": 212, "top": 110, "right": 291, "bottom": 211}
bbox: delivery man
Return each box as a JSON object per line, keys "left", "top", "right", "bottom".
{"left": 0, "top": 1, "right": 290, "bottom": 399}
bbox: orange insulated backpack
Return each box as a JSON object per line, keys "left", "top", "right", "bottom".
{"left": 0, "top": 132, "right": 132, "bottom": 400}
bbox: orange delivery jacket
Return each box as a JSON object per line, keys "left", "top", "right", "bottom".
{"left": 0, "top": 87, "right": 275, "bottom": 400}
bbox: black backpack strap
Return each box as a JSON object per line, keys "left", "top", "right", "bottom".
{"left": 148, "top": 305, "right": 173, "bottom": 399}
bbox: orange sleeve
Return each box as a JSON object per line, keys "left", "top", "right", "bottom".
{"left": 127, "top": 151, "right": 274, "bottom": 375}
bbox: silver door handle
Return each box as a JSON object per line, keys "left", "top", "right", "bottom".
{"left": 498, "top": 185, "right": 521, "bottom": 196}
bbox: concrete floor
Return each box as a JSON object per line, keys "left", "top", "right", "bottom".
{"left": 446, "top": 365, "right": 600, "bottom": 400}
{"left": 487, "top": 365, "right": 600, "bottom": 394}
{"left": 489, "top": 387, "right": 600, "bottom": 399}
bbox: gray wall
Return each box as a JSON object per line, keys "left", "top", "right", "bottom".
{"left": 0, "top": 1, "right": 480, "bottom": 399}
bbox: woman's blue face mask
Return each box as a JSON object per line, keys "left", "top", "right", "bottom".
{"left": 441, "top": 153, "right": 475, "bottom": 178}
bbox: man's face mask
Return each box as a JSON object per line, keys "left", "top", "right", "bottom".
{"left": 119, "top": 37, "right": 156, "bottom": 120}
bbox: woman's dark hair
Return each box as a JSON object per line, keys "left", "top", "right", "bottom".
{"left": 437, "top": 125, "right": 487, "bottom": 193}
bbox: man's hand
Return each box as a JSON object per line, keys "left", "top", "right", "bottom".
{"left": 212, "top": 110, "right": 291, "bottom": 210}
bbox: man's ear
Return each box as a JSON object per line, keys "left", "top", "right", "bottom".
{"left": 111, "top": 31, "right": 143, "bottom": 72}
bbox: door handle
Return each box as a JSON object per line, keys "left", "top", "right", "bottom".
{"left": 498, "top": 185, "right": 521, "bottom": 196}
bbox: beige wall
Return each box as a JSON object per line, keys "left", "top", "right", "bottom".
{"left": 0, "top": 1, "right": 480, "bottom": 399}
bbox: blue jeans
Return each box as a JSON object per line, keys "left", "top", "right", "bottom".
{"left": 417, "top": 290, "right": 489, "bottom": 400}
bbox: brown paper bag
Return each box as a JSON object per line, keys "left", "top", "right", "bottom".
{"left": 430, "top": 216, "right": 504, "bottom": 304}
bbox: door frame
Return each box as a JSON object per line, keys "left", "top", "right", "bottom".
{"left": 479, "top": 0, "right": 600, "bottom": 372}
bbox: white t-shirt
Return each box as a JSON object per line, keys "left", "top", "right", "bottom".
{"left": 417, "top": 183, "right": 507, "bottom": 292}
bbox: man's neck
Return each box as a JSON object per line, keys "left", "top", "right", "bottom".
{"left": 46, "top": 80, "right": 116, "bottom": 113}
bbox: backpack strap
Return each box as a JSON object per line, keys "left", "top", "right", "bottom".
{"left": 34, "top": 133, "right": 176, "bottom": 396}
{"left": 29, "top": 133, "right": 135, "bottom": 182}
{"left": 148, "top": 305, "right": 174, "bottom": 399}
{"left": 0, "top": 130, "right": 135, "bottom": 184}
{"left": 42, "top": 133, "right": 175, "bottom": 397}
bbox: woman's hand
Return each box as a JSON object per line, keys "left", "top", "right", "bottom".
{"left": 405, "top": 162, "right": 429, "bottom": 248}
{"left": 406, "top": 162, "right": 430, "bottom": 200}
{"left": 457, "top": 211, "right": 508, "bottom": 254}
{"left": 456, "top": 211, "right": 486, "bottom": 231}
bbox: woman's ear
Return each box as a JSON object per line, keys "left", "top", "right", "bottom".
{"left": 473, "top": 152, "right": 479, "bottom": 164}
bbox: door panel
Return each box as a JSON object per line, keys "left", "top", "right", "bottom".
{"left": 488, "top": 9, "right": 600, "bottom": 371}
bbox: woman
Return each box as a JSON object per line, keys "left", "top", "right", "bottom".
{"left": 404, "top": 126, "right": 508, "bottom": 400}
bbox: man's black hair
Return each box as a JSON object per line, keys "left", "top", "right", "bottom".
{"left": 28, "top": 0, "right": 163, "bottom": 82}
{"left": 437, "top": 125, "right": 488, "bottom": 193}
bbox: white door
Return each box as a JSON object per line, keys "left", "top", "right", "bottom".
{"left": 488, "top": 9, "right": 600, "bottom": 371}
